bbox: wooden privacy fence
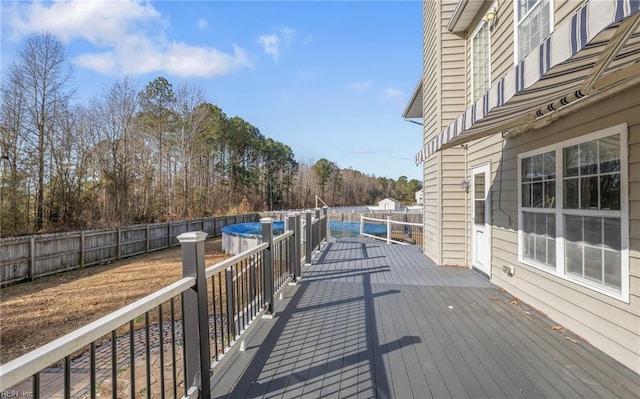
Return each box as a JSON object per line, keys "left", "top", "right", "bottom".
{"left": 0, "top": 214, "right": 259, "bottom": 286}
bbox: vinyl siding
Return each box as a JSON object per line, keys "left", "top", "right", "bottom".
{"left": 467, "top": 84, "right": 640, "bottom": 374}
{"left": 422, "top": 0, "right": 442, "bottom": 262}
{"left": 439, "top": 1, "right": 468, "bottom": 265}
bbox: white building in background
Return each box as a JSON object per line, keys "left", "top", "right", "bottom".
{"left": 369, "top": 197, "right": 406, "bottom": 212}
{"left": 415, "top": 189, "right": 423, "bottom": 205}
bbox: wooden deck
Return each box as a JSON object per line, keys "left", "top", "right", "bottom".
{"left": 210, "top": 238, "right": 640, "bottom": 398}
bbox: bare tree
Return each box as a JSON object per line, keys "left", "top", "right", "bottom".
{"left": 11, "top": 33, "right": 74, "bottom": 230}
{"left": 88, "top": 77, "right": 140, "bottom": 224}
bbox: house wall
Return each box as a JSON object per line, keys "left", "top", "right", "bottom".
{"left": 439, "top": 0, "right": 468, "bottom": 266}
{"left": 422, "top": 0, "right": 443, "bottom": 263}
{"left": 460, "top": 0, "right": 588, "bottom": 266}
{"left": 432, "top": 0, "right": 639, "bottom": 372}
{"left": 464, "top": 84, "right": 640, "bottom": 374}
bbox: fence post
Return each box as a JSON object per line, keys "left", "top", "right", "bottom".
{"left": 146, "top": 224, "right": 150, "bottom": 253}
{"left": 177, "top": 231, "right": 211, "bottom": 398}
{"left": 287, "top": 213, "right": 297, "bottom": 284}
{"left": 117, "top": 227, "right": 122, "bottom": 260}
{"left": 80, "top": 231, "right": 85, "bottom": 267}
{"left": 360, "top": 215, "right": 364, "bottom": 236}
{"left": 167, "top": 223, "right": 171, "bottom": 248}
{"left": 305, "top": 211, "right": 312, "bottom": 266}
{"left": 29, "top": 236, "right": 35, "bottom": 281}
{"left": 386, "top": 216, "right": 391, "bottom": 244}
{"left": 261, "top": 218, "right": 275, "bottom": 318}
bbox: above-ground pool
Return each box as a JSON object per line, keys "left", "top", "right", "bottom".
{"left": 221, "top": 221, "right": 285, "bottom": 254}
{"left": 221, "top": 220, "right": 388, "bottom": 255}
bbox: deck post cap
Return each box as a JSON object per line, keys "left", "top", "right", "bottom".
{"left": 176, "top": 231, "right": 207, "bottom": 243}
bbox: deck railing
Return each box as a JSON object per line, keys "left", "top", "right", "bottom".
{"left": 360, "top": 215, "right": 423, "bottom": 246}
{"left": 0, "top": 211, "right": 328, "bottom": 399}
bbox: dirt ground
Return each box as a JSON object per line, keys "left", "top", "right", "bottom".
{"left": 0, "top": 238, "right": 228, "bottom": 364}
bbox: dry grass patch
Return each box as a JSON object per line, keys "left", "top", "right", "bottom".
{"left": 0, "top": 239, "right": 228, "bottom": 364}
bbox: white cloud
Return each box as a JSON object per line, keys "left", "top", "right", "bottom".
{"left": 196, "top": 18, "right": 208, "bottom": 30}
{"left": 6, "top": 0, "right": 251, "bottom": 78}
{"left": 257, "top": 27, "right": 297, "bottom": 61}
{"left": 347, "top": 80, "right": 372, "bottom": 91}
{"left": 279, "top": 27, "right": 295, "bottom": 44}
{"left": 257, "top": 34, "right": 281, "bottom": 60}
{"left": 382, "top": 87, "right": 405, "bottom": 101}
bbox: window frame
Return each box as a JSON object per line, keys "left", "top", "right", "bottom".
{"left": 470, "top": 16, "right": 492, "bottom": 103}
{"left": 513, "top": 0, "right": 554, "bottom": 64}
{"left": 517, "top": 123, "right": 629, "bottom": 302}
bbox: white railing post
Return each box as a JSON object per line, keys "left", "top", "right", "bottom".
{"left": 386, "top": 216, "right": 391, "bottom": 244}
{"left": 360, "top": 215, "right": 364, "bottom": 236}
{"left": 177, "top": 231, "right": 211, "bottom": 397}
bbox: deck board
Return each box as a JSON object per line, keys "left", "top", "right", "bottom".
{"left": 210, "top": 237, "right": 640, "bottom": 399}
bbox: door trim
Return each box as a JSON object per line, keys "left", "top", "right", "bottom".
{"left": 471, "top": 164, "right": 491, "bottom": 276}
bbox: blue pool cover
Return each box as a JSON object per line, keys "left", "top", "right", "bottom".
{"left": 221, "top": 221, "right": 386, "bottom": 238}
{"left": 221, "top": 221, "right": 285, "bottom": 238}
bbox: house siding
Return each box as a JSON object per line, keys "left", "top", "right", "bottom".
{"left": 419, "top": 0, "right": 639, "bottom": 374}
{"left": 439, "top": 0, "right": 468, "bottom": 266}
{"left": 422, "top": 0, "right": 442, "bottom": 262}
{"left": 477, "top": 85, "right": 640, "bottom": 374}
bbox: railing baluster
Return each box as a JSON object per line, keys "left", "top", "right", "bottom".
{"left": 64, "top": 355, "right": 70, "bottom": 399}
{"left": 211, "top": 275, "right": 219, "bottom": 361}
{"left": 226, "top": 267, "right": 235, "bottom": 342}
{"left": 90, "top": 342, "right": 96, "bottom": 399}
{"left": 218, "top": 270, "right": 224, "bottom": 352}
{"left": 129, "top": 320, "right": 136, "bottom": 399}
{"left": 111, "top": 330, "right": 117, "bottom": 399}
{"left": 261, "top": 218, "right": 274, "bottom": 318}
{"left": 242, "top": 258, "right": 247, "bottom": 330}
{"left": 181, "top": 292, "right": 188, "bottom": 399}
{"left": 250, "top": 255, "right": 256, "bottom": 318}
{"left": 33, "top": 372, "right": 39, "bottom": 399}
{"left": 159, "top": 304, "right": 165, "bottom": 399}
{"left": 145, "top": 311, "right": 151, "bottom": 399}
{"left": 170, "top": 298, "right": 177, "bottom": 399}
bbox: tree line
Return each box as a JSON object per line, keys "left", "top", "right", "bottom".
{"left": 0, "top": 33, "right": 421, "bottom": 237}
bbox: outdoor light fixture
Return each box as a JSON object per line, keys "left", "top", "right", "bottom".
{"left": 485, "top": 5, "right": 498, "bottom": 30}
{"left": 460, "top": 178, "right": 471, "bottom": 192}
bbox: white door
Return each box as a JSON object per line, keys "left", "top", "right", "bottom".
{"left": 471, "top": 164, "right": 491, "bottom": 276}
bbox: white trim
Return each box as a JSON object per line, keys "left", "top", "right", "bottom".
{"left": 517, "top": 123, "right": 629, "bottom": 302}
{"left": 471, "top": 163, "right": 492, "bottom": 276}
{"left": 471, "top": 17, "right": 492, "bottom": 103}
{"left": 514, "top": 0, "right": 555, "bottom": 64}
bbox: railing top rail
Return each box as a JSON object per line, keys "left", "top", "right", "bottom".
{"left": 388, "top": 220, "right": 422, "bottom": 227}
{"left": 205, "top": 242, "right": 269, "bottom": 278}
{"left": 361, "top": 215, "right": 421, "bottom": 227}
{"left": 273, "top": 230, "right": 294, "bottom": 244}
{"left": 0, "top": 277, "right": 196, "bottom": 390}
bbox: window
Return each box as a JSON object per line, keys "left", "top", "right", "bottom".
{"left": 472, "top": 19, "right": 491, "bottom": 102}
{"left": 515, "top": 0, "right": 552, "bottom": 62}
{"left": 521, "top": 151, "right": 556, "bottom": 268}
{"left": 518, "top": 125, "right": 628, "bottom": 301}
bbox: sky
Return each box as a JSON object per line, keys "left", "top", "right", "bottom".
{"left": 0, "top": 0, "right": 424, "bottom": 181}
